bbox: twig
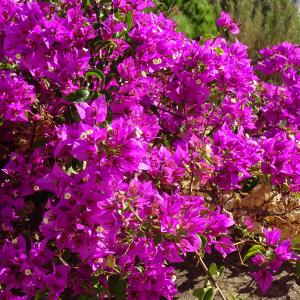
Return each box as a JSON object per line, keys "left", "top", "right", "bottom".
{"left": 237, "top": 246, "right": 248, "bottom": 267}
{"left": 128, "top": 205, "right": 143, "bottom": 223}
{"left": 167, "top": 0, "right": 176, "bottom": 13}
{"left": 233, "top": 239, "right": 266, "bottom": 247}
{"left": 233, "top": 240, "right": 248, "bottom": 246}
{"left": 196, "top": 252, "right": 227, "bottom": 300}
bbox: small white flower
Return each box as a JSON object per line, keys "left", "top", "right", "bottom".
{"left": 96, "top": 226, "right": 104, "bottom": 233}
{"left": 64, "top": 192, "right": 71, "bottom": 200}
{"left": 33, "top": 185, "right": 40, "bottom": 192}
{"left": 25, "top": 269, "right": 32, "bottom": 276}
{"left": 80, "top": 132, "right": 87, "bottom": 140}
{"left": 153, "top": 58, "right": 162, "bottom": 65}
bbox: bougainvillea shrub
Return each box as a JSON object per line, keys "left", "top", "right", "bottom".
{"left": 0, "top": 1, "right": 299, "bottom": 299}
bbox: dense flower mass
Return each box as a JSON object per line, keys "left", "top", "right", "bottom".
{"left": 0, "top": 0, "right": 299, "bottom": 299}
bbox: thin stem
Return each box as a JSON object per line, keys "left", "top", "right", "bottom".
{"left": 196, "top": 252, "right": 227, "bottom": 300}
{"left": 237, "top": 246, "right": 248, "bottom": 266}
{"left": 128, "top": 205, "right": 143, "bottom": 223}
{"left": 233, "top": 240, "right": 248, "bottom": 246}
{"left": 233, "top": 239, "right": 266, "bottom": 247}
{"left": 167, "top": 0, "right": 176, "bottom": 13}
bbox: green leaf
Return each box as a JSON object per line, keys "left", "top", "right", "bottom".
{"left": 193, "top": 287, "right": 205, "bottom": 299}
{"left": 163, "top": 138, "right": 170, "bottom": 147}
{"left": 125, "top": 11, "right": 133, "bottom": 31}
{"left": 218, "top": 265, "right": 225, "bottom": 277}
{"left": 108, "top": 275, "right": 127, "bottom": 300}
{"left": 198, "top": 234, "right": 208, "bottom": 251}
{"left": 163, "top": 233, "right": 175, "bottom": 241}
{"left": 193, "top": 287, "right": 215, "bottom": 300}
{"left": 82, "top": 0, "right": 91, "bottom": 8}
{"left": 85, "top": 69, "right": 104, "bottom": 81}
{"left": 115, "top": 11, "right": 122, "bottom": 21}
{"left": 136, "top": 265, "right": 144, "bottom": 273}
{"left": 248, "top": 244, "right": 266, "bottom": 253}
{"left": 203, "top": 287, "right": 215, "bottom": 300}
{"left": 214, "top": 47, "right": 224, "bottom": 55}
{"left": 64, "top": 88, "right": 90, "bottom": 103}
{"left": 208, "top": 263, "right": 218, "bottom": 276}
{"left": 203, "top": 154, "right": 213, "bottom": 165}
{"left": 201, "top": 33, "right": 214, "bottom": 43}
{"left": 243, "top": 245, "right": 266, "bottom": 262}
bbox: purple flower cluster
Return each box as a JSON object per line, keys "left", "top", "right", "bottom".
{"left": 0, "top": 71, "right": 36, "bottom": 122}
{"left": 251, "top": 228, "right": 298, "bottom": 294}
{"left": 0, "top": 1, "right": 299, "bottom": 298}
{"left": 2, "top": 0, "right": 94, "bottom": 93}
{"left": 217, "top": 11, "right": 240, "bottom": 35}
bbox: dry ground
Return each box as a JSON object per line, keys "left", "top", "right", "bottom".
{"left": 175, "top": 251, "right": 300, "bottom": 300}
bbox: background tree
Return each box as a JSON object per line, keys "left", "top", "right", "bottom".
{"left": 155, "top": 0, "right": 217, "bottom": 37}
{"left": 159, "top": 0, "right": 300, "bottom": 58}
{"left": 215, "top": 0, "right": 300, "bottom": 58}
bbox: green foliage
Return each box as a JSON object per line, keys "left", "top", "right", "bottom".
{"left": 156, "top": 0, "right": 218, "bottom": 38}
{"left": 175, "top": 0, "right": 218, "bottom": 38}
{"left": 208, "top": 263, "right": 225, "bottom": 277}
{"left": 243, "top": 244, "right": 266, "bottom": 262}
{"left": 193, "top": 286, "right": 215, "bottom": 300}
{"left": 64, "top": 88, "right": 90, "bottom": 103}
{"left": 159, "top": 0, "right": 300, "bottom": 58}
{"left": 215, "top": 0, "right": 300, "bottom": 58}
{"left": 198, "top": 234, "right": 208, "bottom": 252}
{"left": 108, "top": 275, "right": 127, "bottom": 300}
{"left": 208, "top": 263, "right": 218, "bottom": 276}
{"left": 85, "top": 69, "right": 104, "bottom": 81}
{"left": 192, "top": 262, "right": 225, "bottom": 300}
